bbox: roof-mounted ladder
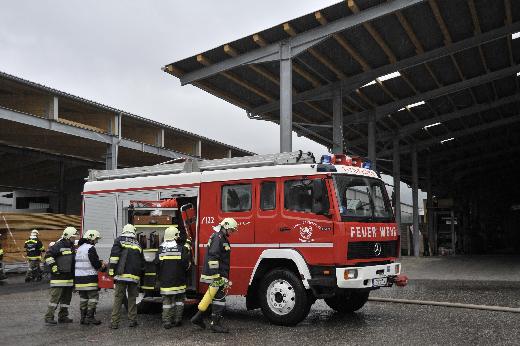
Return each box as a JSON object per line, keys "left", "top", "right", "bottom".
{"left": 88, "top": 150, "right": 316, "bottom": 181}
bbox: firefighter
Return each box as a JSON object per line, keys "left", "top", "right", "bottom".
{"left": 108, "top": 224, "right": 144, "bottom": 329}
{"left": 191, "top": 218, "right": 238, "bottom": 333}
{"left": 24, "top": 229, "right": 45, "bottom": 282}
{"left": 0, "top": 234, "right": 6, "bottom": 281}
{"left": 44, "top": 226, "right": 77, "bottom": 325}
{"left": 155, "top": 226, "right": 191, "bottom": 329}
{"left": 75, "top": 230, "right": 106, "bottom": 325}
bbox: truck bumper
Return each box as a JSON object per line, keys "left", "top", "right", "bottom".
{"left": 336, "top": 263, "right": 401, "bottom": 289}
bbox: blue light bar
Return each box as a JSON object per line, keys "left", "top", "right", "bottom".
{"left": 320, "top": 155, "right": 332, "bottom": 164}
{"left": 362, "top": 160, "right": 372, "bottom": 170}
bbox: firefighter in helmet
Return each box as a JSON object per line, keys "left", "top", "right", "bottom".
{"left": 191, "top": 218, "right": 238, "bottom": 333}
{"left": 75, "top": 230, "right": 106, "bottom": 325}
{"left": 155, "top": 226, "right": 191, "bottom": 329}
{"left": 44, "top": 226, "right": 77, "bottom": 325}
{"left": 109, "top": 224, "right": 144, "bottom": 329}
{"left": 24, "top": 229, "right": 45, "bottom": 282}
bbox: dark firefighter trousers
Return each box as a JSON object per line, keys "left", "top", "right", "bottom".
{"left": 162, "top": 293, "right": 185, "bottom": 324}
{"left": 45, "top": 287, "right": 73, "bottom": 320}
{"left": 111, "top": 281, "right": 138, "bottom": 324}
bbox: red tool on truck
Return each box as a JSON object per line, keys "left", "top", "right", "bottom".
{"left": 83, "top": 151, "right": 406, "bottom": 326}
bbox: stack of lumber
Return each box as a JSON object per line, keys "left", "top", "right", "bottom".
{"left": 0, "top": 212, "right": 81, "bottom": 263}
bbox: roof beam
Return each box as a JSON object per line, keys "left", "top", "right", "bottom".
{"left": 175, "top": 0, "right": 426, "bottom": 85}
{"left": 379, "top": 114, "right": 520, "bottom": 156}
{"left": 251, "top": 33, "right": 322, "bottom": 88}
{"left": 348, "top": 0, "right": 397, "bottom": 64}
{"left": 343, "top": 64, "right": 520, "bottom": 125}
{"left": 315, "top": 11, "right": 371, "bottom": 71}
{"left": 283, "top": 23, "right": 346, "bottom": 80}
{"left": 349, "top": 93, "right": 520, "bottom": 146}
{"left": 250, "top": 22, "right": 520, "bottom": 115}
{"left": 0, "top": 106, "right": 187, "bottom": 159}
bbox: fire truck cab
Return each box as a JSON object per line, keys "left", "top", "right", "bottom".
{"left": 83, "top": 151, "right": 404, "bottom": 326}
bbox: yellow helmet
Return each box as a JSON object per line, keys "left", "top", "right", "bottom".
{"left": 83, "top": 230, "right": 101, "bottom": 241}
{"left": 122, "top": 224, "right": 136, "bottom": 237}
{"left": 164, "top": 226, "right": 180, "bottom": 241}
{"left": 62, "top": 227, "right": 77, "bottom": 239}
{"left": 219, "top": 218, "right": 238, "bottom": 231}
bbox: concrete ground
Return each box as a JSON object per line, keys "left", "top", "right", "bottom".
{"left": 1, "top": 256, "right": 519, "bottom": 346}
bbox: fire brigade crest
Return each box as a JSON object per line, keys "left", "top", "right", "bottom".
{"left": 295, "top": 220, "right": 318, "bottom": 243}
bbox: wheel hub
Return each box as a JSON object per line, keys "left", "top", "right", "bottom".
{"left": 266, "top": 279, "right": 296, "bottom": 315}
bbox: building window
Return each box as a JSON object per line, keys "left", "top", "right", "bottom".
{"left": 221, "top": 184, "right": 252, "bottom": 212}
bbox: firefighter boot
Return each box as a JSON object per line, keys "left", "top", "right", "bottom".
{"left": 86, "top": 309, "right": 102, "bottom": 325}
{"left": 190, "top": 310, "right": 206, "bottom": 329}
{"left": 80, "top": 308, "right": 88, "bottom": 325}
{"left": 210, "top": 314, "right": 229, "bottom": 333}
{"left": 58, "top": 308, "right": 73, "bottom": 323}
{"left": 44, "top": 305, "right": 57, "bottom": 325}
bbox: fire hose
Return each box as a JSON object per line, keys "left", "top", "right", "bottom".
{"left": 369, "top": 297, "right": 520, "bottom": 313}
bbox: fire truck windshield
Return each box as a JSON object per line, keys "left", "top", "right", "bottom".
{"left": 333, "top": 175, "right": 393, "bottom": 222}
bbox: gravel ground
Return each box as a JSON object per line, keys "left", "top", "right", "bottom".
{"left": 1, "top": 274, "right": 519, "bottom": 346}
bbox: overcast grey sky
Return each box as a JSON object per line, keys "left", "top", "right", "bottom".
{"left": 0, "top": 0, "right": 424, "bottom": 204}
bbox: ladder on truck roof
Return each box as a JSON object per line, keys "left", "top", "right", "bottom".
{"left": 88, "top": 150, "right": 316, "bottom": 181}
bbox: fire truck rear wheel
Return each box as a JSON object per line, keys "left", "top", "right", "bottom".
{"left": 324, "top": 289, "right": 370, "bottom": 313}
{"left": 259, "top": 269, "right": 311, "bottom": 326}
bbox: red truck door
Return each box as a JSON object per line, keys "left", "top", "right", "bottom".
{"left": 198, "top": 180, "right": 255, "bottom": 295}
{"left": 255, "top": 176, "right": 335, "bottom": 264}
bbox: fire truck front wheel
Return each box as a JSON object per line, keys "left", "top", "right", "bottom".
{"left": 324, "top": 289, "right": 370, "bottom": 313}
{"left": 259, "top": 269, "right": 312, "bottom": 326}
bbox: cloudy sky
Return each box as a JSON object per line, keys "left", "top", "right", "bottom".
{"left": 0, "top": 0, "right": 424, "bottom": 204}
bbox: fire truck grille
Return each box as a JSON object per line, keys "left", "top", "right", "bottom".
{"left": 347, "top": 240, "right": 398, "bottom": 260}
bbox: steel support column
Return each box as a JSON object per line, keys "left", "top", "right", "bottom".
{"left": 280, "top": 43, "right": 292, "bottom": 153}
{"left": 426, "top": 157, "right": 434, "bottom": 255}
{"left": 106, "top": 143, "right": 118, "bottom": 170}
{"left": 411, "top": 146, "right": 420, "bottom": 257}
{"left": 392, "top": 137, "right": 401, "bottom": 242}
{"left": 368, "top": 113, "right": 376, "bottom": 170}
{"left": 58, "top": 161, "right": 65, "bottom": 213}
{"left": 332, "top": 88, "right": 344, "bottom": 154}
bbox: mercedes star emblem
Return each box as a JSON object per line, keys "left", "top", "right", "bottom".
{"left": 374, "top": 242, "right": 382, "bottom": 256}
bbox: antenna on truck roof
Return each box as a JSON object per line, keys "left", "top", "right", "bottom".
{"left": 87, "top": 150, "right": 316, "bottom": 182}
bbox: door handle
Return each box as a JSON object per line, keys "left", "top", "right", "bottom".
{"left": 279, "top": 226, "right": 291, "bottom": 232}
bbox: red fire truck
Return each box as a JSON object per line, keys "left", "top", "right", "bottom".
{"left": 83, "top": 151, "right": 406, "bottom": 326}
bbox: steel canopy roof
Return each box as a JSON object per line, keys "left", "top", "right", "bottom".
{"left": 163, "top": 0, "right": 520, "bottom": 194}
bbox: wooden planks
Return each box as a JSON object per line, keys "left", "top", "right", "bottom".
{"left": 0, "top": 212, "right": 81, "bottom": 263}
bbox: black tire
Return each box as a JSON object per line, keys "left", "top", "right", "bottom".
{"left": 259, "top": 268, "right": 312, "bottom": 326}
{"left": 324, "top": 289, "right": 370, "bottom": 313}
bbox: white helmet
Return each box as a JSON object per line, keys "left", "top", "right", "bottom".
{"left": 62, "top": 227, "right": 78, "bottom": 239}
{"left": 83, "top": 230, "right": 101, "bottom": 241}
{"left": 122, "top": 224, "right": 136, "bottom": 237}
{"left": 30, "top": 229, "right": 39, "bottom": 238}
{"left": 164, "top": 226, "right": 180, "bottom": 241}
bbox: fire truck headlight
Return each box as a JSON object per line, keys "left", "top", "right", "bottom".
{"left": 344, "top": 269, "right": 358, "bottom": 280}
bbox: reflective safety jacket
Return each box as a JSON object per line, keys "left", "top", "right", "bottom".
{"left": 44, "top": 238, "right": 75, "bottom": 287}
{"left": 155, "top": 240, "right": 191, "bottom": 295}
{"left": 74, "top": 239, "right": 102, "bottom": 291}
{"left": 24, "top": 238, "right": 44, "bottom": 260}
{"left": 109, "top": 236, "right": 144, "bottom": 284}
{"left": 0, "top": 245, "right": 3, "bottom": 260}
{"left": 200, "top": 229, "right": 231, "bottom": 284}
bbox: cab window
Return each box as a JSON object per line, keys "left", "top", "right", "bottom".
{"left": 284, "top": 179, "right": 329, "bottom": 214}
{"left": 260, "top": 181, "right": 276, "bottom": 210}
{"left": 221, "top": 184, "right": 252, "bottom": 212}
